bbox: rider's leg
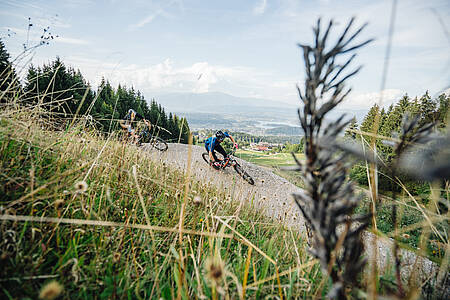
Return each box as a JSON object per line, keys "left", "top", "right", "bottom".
{"left": 128, "top": 128, "right": 139, "bottom": 145}
{"left": 215, "top": 144, "right": 227, "bottom": 160}
{"left": 211, "top": 151, "right": 219, "bottom": 161}
{"left": 119, "top": 120, "right": 128, "bottom": 130}
{"left": 210, "top": 151, "right": 222, "bottom": 169}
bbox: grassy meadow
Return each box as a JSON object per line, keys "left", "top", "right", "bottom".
{"left": 235, "top": 149, "right": 306, "bottom": 189}
{"left": 235, "top": 150, "right": 302, "bottom": 169}
{"left": 0, "top": 109, "right": 326, "bottom": 299}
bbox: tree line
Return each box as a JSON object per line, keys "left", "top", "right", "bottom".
{"left": 346, "top": 91, "right": 449, "bottom": 194}
{"left": 0, "top": 39, "right": 190, "bottom": 143}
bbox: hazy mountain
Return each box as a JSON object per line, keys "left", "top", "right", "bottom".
{"left": 155, "top": 92, "right": 297, "bottom": 114}
{"left": 153, "top": 92, "right": 369, "bottom": 134}
{"left": 265, "top": 125, "right": 302, "bottom": 136}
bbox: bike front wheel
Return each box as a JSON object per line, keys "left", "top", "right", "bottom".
{"left": 202, "top": 152, "right": 210, "bottom": 164}
{"left": 150, "top": 137, "right": 168, "bottom": 151}
{"left": 233, "top": 162, "right": 255, "bottom": 185}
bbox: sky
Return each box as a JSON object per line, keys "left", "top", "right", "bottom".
{"left": 0, "top": 0, "right": 449, "bottom": 110}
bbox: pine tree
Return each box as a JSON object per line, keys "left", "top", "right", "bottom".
{"left": 94, "top": 79, "right": 117, "bottom": 131}
{"left": 381, "top": 94, "right": 412, "bottom": 138}
{"left": 437, "top": 93, "right": 450, "bottom": 128}
{"left": 24, "top": 57, "right": 94, "bottom": 117}
{"left": 0, "top": 39, "right": 20, "bottom": 102}
{"left": 344, "top": 117, "right": 358, "bottom": 139}
{"left": 418, "top": 91, "right": 437, "bottom": 126}
{"left": 360, "top": 104, "right": 380, "bottom": 142}
{"left": 20, "top": 57, "right": 190, "bottom": 141}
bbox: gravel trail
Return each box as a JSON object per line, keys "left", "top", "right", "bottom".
{"left": 143, "top": 143, "right": 445, "bottom": 292}
{"left": 143, "top": 143, "right": 307, "bottom": 233}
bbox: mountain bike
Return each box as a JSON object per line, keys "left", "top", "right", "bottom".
{"left": 136, "top": 125, "right": 168, "bottom": 151}
{"left": 202, "top": 148, "right": 255, "bottom": 185}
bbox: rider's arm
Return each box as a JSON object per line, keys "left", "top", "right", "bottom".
{"left": 119, "top": 120, "right": 129, "bottom": 129}
{"left": 208, "top": 142, "right": 215, "bottom": 162}
{"left": 228, "top": 134, "right": 238, "bottom": 148}
{"left": 207, "top": 139, "right": 215, "bottom": 162}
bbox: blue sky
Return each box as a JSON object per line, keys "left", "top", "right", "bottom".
{"left": 1, "top": 0, "right": 449, "bottom": 110}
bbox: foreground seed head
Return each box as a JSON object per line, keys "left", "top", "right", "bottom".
{"left": 39, "top": 281, "right": 63, "bottom": 300}
{"left": 205, "top": 256, "right": 225, "bottom": 283}
{"left": 74, "top": 180, "right": 88, "bottom": 193}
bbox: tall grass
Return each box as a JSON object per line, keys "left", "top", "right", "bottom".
{"left": 0, "top": 106, "right": 323, "bottom": 299}
{"left": 290, "top": 15, "right": 449, "bottom": 299}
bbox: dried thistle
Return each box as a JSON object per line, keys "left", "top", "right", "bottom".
{"left": 205, "top": 256, "right": 225, "bottom": 283}
{"left": 53, "top": 199, "right": 64, "bottom": 209}
{"left": 193, "top": 196, "right": 203, "bottom": 206}
{"left": 39, "top": 280, "right": 63, "bottom": 300}
{"left": 293, "top": 18, "right": 372, "bottom": 298}
{"left": 113, "top": 252, "right": 121, "bottom": 263}
{"left": 74, "top": 180, "right": 88, "bottom": 193}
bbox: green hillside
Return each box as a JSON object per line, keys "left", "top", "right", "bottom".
{"left": 0, "top": 110, "right": 322, "bottom": 299}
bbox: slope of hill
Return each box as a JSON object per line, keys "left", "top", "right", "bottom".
{"left": 144, "top": 143, "right": 439, "bottom": 289}
{"left": 0, "top": 113, "right": 320, "bottom": 299}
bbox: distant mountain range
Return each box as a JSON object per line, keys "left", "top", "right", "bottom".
{"left": 155, "top": 92, "right": 297, "bottom": 114}
{"left": 154, "top": 92, "right": 368, "bottom": 135}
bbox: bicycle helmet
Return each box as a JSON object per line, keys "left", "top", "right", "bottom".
{"left": 125, "top": 109, "right": 137, "bottom": 120}
{"left": 215, "top": 130, "right": 225, "bottom": 141}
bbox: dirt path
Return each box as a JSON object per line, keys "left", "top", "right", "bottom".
{"left": 143, "top": 143, "right": 444, "bottom": 292}
{"left": 143, "top": 143, "right": 307, "bottom": 233}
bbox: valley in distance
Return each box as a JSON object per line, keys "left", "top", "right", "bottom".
{"left": 155, "top": 91, "right": 367, "bottom": 138}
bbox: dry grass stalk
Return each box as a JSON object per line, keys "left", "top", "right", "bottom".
{"left": 0, "top": 214, "right": 233, "bottom": 238}
{"left": 293, "top": 17, "right": 372, "bottom": 299}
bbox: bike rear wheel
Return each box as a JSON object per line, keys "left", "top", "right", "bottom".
{"left": 233, "top": 163, "right": 255, "bottom": 185}
{"left": 150, "top": 137, "right": 168, "bottom": 151}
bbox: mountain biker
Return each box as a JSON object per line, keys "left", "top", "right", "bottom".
{"left": 205, "top": 130, "right": 238, "bottom": 169}
{"left": 119, "top": 109, "right": 151, "bottom": 144}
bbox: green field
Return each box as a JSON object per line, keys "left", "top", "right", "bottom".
{"left": 236, "top": 149, "right": 306, "bottom": 188}
{"left": 235, "top": 149, "right": 303, "bottom": 168}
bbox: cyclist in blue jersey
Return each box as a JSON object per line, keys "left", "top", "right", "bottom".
{"left": 205, "top": 130, "right": 238, "bottom": 169}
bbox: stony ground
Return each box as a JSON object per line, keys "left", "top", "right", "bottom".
{"left": 143, "top": 143, "right": 443, "bottom": 292}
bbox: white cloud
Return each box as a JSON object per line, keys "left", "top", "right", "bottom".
{"left": 55, "top": 36, "right": 89, "bottom": 45}
{"left": 271, "top": 81, "right": 295, "bottom": 88}
{"left": 342, "top": 89, "right": 405, "bottom": 110}
{"left": 67, "top": 57, "right": 253, "bottom": 95}
{"left": 45, "top": 55, "right": 407, "bottom": 112}
{"left": 0, "top": 10, "right": 26, "bottom": 19}
{"left": 59, "top": 57, "right": 302, "bottom": 103}
{"left": 129, "top": 0, "right": 181, "bottom": 30}
{"left": 129, "top": 9, "right": 167, "bottom": 30}
{"left": 37, "top": 14, "right": 72, "bottom": 29}
{"left": 253, "top": 0, "right": 267, "bottom": 15}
